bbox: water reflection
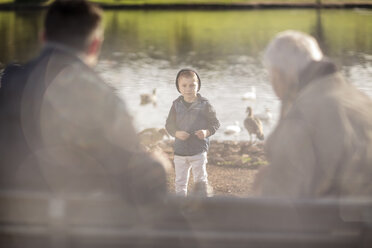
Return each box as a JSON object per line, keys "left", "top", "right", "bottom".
{"left": 0, "top": 9, "right": 371, "bottom": 140}
{"left": 311, "top": 9, "right": 327, "bottom": 53}
{"left": 0, "top": 11, "right": 43, "bottom": 65}
{"left": 174, "top": 21, "right": 194, "bottom": 61}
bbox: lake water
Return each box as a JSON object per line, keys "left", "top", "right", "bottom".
{"left": 0, "top": 9, "right": 371, "bottom": 140}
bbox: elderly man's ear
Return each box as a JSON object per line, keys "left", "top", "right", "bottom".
{"left": 84, "top": 36, "right": 103, "bottom": 67}
{"left": 87, "top": 37, "right": 102, "bottom": 56}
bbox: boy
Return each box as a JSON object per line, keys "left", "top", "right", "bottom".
{"left": 166, "top": 69, "right": 220, "bottom": 196}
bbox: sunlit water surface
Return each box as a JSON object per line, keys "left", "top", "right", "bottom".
{"left": 1, "top": 9, "right": 371, "bottom": 140}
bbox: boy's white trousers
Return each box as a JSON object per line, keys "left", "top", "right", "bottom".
{"left": 174, "top": 152, "right": 208, "bottom": 196}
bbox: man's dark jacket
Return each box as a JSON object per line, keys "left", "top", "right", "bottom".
{"left": 0, "top": 45, "right": 166, "bottom": 203}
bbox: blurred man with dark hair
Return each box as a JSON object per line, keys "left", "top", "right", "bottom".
{"left": 0, "top": 0, "right": 167, "bottom": 203}
{"left": 255, "top": 30, "right": 372, "bottom": 197}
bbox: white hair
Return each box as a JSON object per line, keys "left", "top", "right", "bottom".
{"left": 263, "top": 30, "right": 323, "bottom": 79}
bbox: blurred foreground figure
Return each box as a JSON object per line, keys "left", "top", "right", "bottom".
{"left": 255, "top": 30, "right": 372, "bottom": 197}
{"left": 0, "top": 0, "right": 166, "bottom": 203}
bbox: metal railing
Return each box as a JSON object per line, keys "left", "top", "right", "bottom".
{"left": 0, "top": 191, "right": 371, "bottom": 248}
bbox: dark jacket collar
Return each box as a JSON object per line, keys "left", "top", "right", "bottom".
{"left": 176, "top": 93, "right": 207, "bottom": 103}
{"left": 298, "top": 58, "right": 338, "bottom": 91}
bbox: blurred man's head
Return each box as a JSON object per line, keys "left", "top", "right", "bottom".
{"left": 263, "top": 30, "right": 323, "bottom": 100}
{"left": 44, "top": 0, "right": 103, "bottom": 66}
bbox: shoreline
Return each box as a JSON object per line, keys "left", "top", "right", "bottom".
{"left": 0, "top": 2, "right": 371, "bottom": 10}
{"left": 155, "top": 139, "right": 267, "bottom": 196}
{"left": 158, "top": 139, "right": 267, "bottom": 168}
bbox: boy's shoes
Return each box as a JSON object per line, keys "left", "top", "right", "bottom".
{"left": 193, "top": 182, "right": 214, "bottom": 197}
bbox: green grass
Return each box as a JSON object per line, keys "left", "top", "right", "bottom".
{"left": 90, "top": 0, "right": 372, "bottom": 4}
{"left": 91, "top": 0, "right": 313, "bottom": 4}
{"left": 0, "top": 7, "right": 370, "bottom": 65}
{"left": 1, "top": 0, "right": 371, "bottom": 5}
{"left": 97, "top": 9, "right": 372, "bottom": 62}
{"left": 0, "top": 0, "right": 52, "bottom": 4}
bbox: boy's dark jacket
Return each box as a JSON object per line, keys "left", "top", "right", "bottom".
{"left": 166, "top": 94, "right": 220, "bottom": 156}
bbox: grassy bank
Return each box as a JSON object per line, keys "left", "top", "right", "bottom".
{"left": 1, "top": 0, "right": 371, "bottom": 8}
{"left": 90, "top": 0, "right": 372, "bottom": 5}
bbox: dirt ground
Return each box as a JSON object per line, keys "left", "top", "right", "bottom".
{"left": 154, "top": 140, "right": 267, "bottom": 197}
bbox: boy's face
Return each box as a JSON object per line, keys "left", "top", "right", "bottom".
{"left": 178, "top": 75, "right": 198, "bottom": 101}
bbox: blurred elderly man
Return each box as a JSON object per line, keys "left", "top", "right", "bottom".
{"left": 0, "top": 0, "right": 166, "bottom": 203}
{"left": 255, "top": 30, "right": 372, "bottom": 197}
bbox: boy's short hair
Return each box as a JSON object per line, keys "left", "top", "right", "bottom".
{"left": 44, "top": 0, "right": 103, "bottom": 52}
{"left": 175, "top": 69, "right": 201, "bottom": 93}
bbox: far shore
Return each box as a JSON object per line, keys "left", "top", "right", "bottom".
{"left": 0, "top": 1, "right": 372, "bottom": 10}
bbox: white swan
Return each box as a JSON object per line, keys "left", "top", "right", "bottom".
{"left": 242, "top": 86, "right": 256, "bottom": 101}
{"left": 224, "top": 121, "right": 242, "bottom": 135}
{"left": 255, "top": 108, "right": 272, "bottom": 123}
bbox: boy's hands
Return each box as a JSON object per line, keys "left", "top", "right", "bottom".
{"left": 195, "top": 130, "right": 210, "bottom": 140}
{"left": 175, "top": 130, "right": 210, "bottom": 140}
{"left": 175, "top": 131, "right": 190, "bottom": 140}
